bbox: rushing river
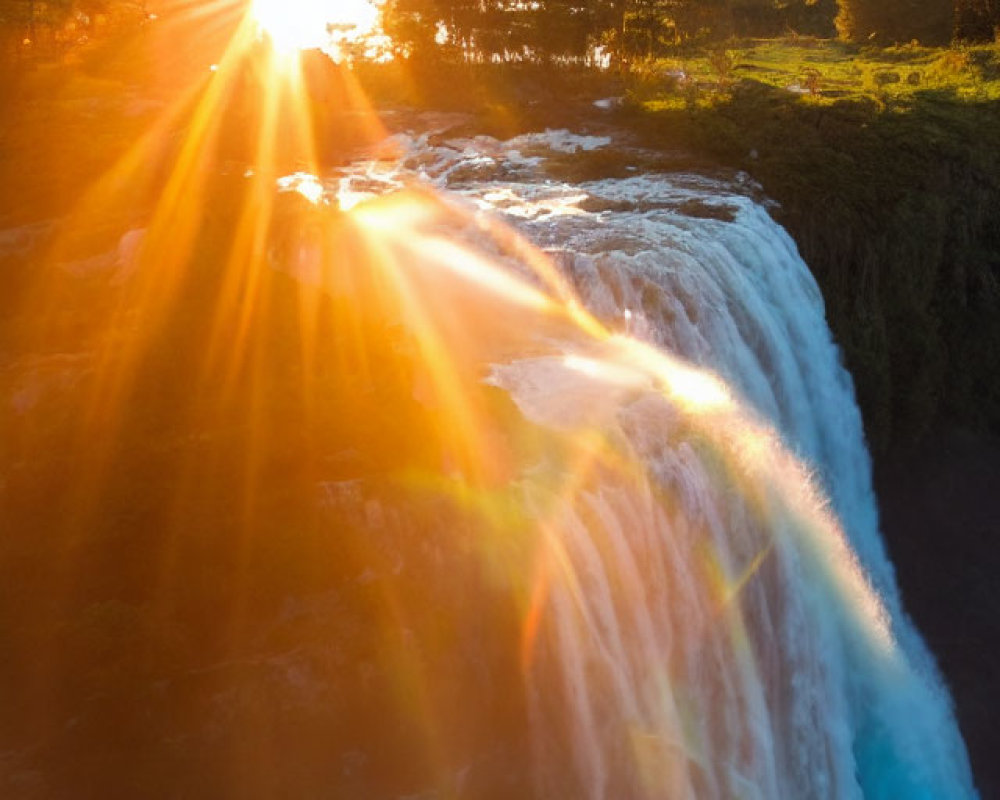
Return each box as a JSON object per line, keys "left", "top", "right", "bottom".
{"left": 285, "top": 122, "right": 978, "bottom": 798}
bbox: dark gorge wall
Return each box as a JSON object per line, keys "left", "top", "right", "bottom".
{"left": 770, "top": 104, "right": 1000, "bottom": 456}
{"left": 875, "top": 430, "right": 1000, "bottom": 799}
{"left": 813, "top": 134, "right": 1000, "bottom": 777}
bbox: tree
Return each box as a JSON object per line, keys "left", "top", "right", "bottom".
{"left": 533, "top": 0, "right": 597, "bottom": 60}
{"left": 381, "top": 0, "right": 443, "bottom": 59}
{"left": 835, "top": 0, "right": 954, "bottom": 45}
{"left": 954, "top": 0, "right": 998, "bottom": 40}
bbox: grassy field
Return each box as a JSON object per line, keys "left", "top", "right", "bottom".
{"left": 629, "top": 38, "right": 1000, "bottom": 109}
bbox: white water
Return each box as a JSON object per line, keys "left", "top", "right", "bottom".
{"left": 309, "top": 125, "right": 977, "bottom": 798}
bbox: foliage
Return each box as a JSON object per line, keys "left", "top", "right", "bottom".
{"left": 378, "top": 0, "right": 997, "bottom": 67}
{"left": 0, "top": 0, "right": 147, "bottom": 60}
{"left": 380, "top": 0, "right": 843, "bottom": 65}
{"left": 835, "top": 0, "right": 954, "bottom": 45}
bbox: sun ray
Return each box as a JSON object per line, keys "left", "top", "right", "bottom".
{"left": 251, "top": 0, "right": 381, "bottom": 57}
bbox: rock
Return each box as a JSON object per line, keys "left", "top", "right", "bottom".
{"left": 593, "top": 97, "right": 624, "bottom": 111}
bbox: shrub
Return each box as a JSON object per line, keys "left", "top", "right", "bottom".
{"left": 836, "top": 0, "right": 953, "bottom": 46}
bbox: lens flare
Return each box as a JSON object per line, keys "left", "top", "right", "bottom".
{"left": 251, "top": 0, "right": 380, "bottom": 54}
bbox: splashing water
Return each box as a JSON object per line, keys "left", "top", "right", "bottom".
{"left": 301, "top": 124, "right": 977, "bottom": 798}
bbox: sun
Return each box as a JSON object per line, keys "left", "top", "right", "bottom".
{"left": 251, "top": 0, "right": 380, "bottom": 54}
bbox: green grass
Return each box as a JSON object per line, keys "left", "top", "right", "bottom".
{"left": 626, "top": 38, "right": 1000, "bottom": 108}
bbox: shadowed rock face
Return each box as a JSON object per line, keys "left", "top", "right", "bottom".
{"left": 875, "top": 430, "right": 1000, "bottom": 800}
{"left": 0, "top": 192, "right": 537, "bottom": 799}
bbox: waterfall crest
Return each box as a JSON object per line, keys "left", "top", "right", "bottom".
{"left": 312, "top": 126, "right": 977, "bottom": 798}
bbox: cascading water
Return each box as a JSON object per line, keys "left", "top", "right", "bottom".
{"left": 288, "top": 123, "right": 977, "bottom": 798}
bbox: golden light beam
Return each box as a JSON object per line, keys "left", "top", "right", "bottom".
{"left": 15, "top": 0, "right": 394, "bottom": 743}
{"left": 251, "top": 0, "right": 380, "bottom": 56}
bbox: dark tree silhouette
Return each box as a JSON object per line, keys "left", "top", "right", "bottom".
{"left": 836, "top": 0, "right": 954, "bottom": 44}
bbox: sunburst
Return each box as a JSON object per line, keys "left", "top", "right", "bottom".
{"left": 251, "top": 0, "right": 380, "bottom": 54}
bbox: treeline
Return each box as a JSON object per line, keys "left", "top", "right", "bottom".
{"left": 382, "top": 0, "right": 998, "bottom": 63}
{"left": 0, "top": 0, "right": 148, "bottom": 57}
{"left": 382, "top": 0, "right": 837, "bottom": 61}
{"left": 838, "top": 0, "right": 999, "bottom": 44}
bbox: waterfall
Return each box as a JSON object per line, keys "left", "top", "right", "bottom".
{"left": 302, "top": 125, "right": 977, "bottom": 798}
